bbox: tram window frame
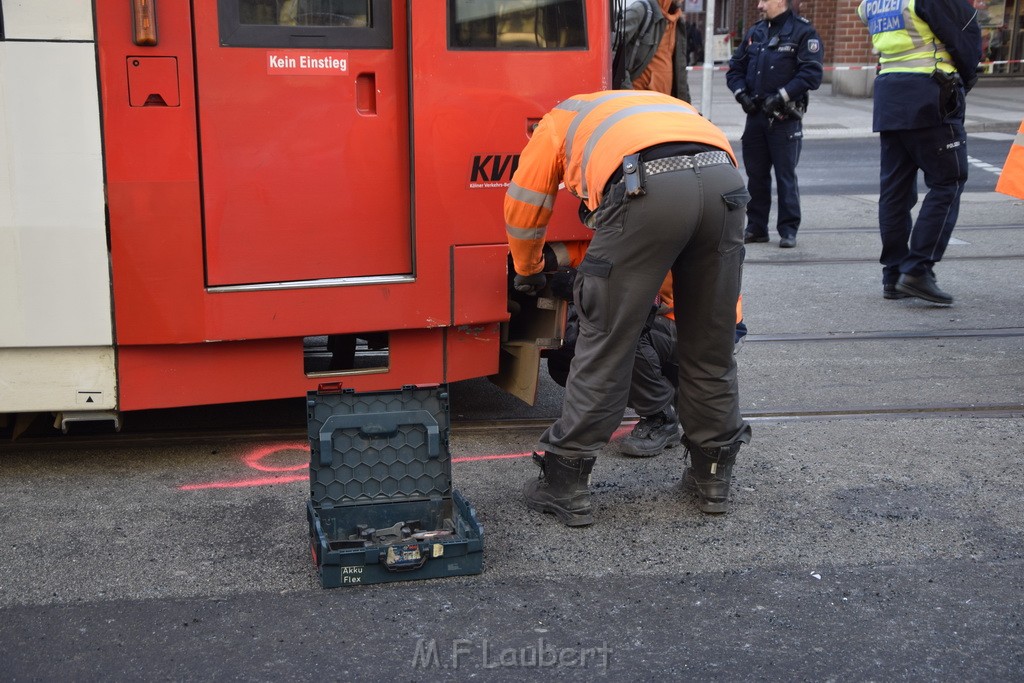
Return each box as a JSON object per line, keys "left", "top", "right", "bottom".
{"left": 219, "top": 0, "right": 391, "bottom": 49}
{"left": 448, "top": 0, "right": 588, "bottom": 51}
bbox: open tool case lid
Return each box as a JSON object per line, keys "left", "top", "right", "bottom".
{"left": 307, "top": 385, "right": 451, "bottom": 508}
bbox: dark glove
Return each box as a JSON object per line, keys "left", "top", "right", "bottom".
{"left": 541, "top": 244, "right": 560, "bottom": 272}
{"left": 962, "top": 71, "right": 978, "bottom": 93}
{"left": 513, "top": 272, "right": 547, "bottom": 296}
{"left": 735, "top": 91, "right": 759, "bottom": 116}
{"left": 762, "top": 92, "right": 786, "bottom": 117}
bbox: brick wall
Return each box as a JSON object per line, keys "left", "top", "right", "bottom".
{"left": 733, "top": 0, "right": 876, "bottom": 66}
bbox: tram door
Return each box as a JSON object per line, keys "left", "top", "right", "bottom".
{"left": 192, "top": 1, "right": 410, "bottom": 286}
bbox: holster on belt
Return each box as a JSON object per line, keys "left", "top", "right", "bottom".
{"left": 622, "top": 153, "right": 646, "bottom": 197}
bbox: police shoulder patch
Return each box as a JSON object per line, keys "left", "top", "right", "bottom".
{"left": 807, "top": 38, "right": 821, "bottom": 53}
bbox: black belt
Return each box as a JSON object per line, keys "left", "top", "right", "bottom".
{"left": 605, "top": 143, "right": 730, "bottom": 188}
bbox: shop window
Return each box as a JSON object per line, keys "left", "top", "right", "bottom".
{"left": 449, "top": 0, "right": 587, "bottom": 50}
{"left": 221, "top": 0, "right": 390, "bottom": 48}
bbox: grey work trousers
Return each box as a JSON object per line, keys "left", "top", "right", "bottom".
{"left": 628, "top": 314, "right": 677, "bottom": 418}
{"left": 539, "top": 159, "right": 752, "bottom": 458}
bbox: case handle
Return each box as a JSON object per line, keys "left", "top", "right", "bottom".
{"left": 317, "top": 410, "right": 440, "bottom": 467}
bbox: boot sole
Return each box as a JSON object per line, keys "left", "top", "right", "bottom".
{"left": 619, "top": 439, "right": 681, "bottom": 458}
{"left": 525, "top": 498, "right": 594, "bottom": 526}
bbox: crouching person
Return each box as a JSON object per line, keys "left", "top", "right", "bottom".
{"left": 504, "top": 90, "right": 752, "bottom": 526}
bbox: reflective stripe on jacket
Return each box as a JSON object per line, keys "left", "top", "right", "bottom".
{"left": 857, "top": 0, "right": 955, "bottom": 75}
{"left": 503, "top": 91, "right": 734, "bottom": 275}
{"left": 995, "top": 120, "right": 1024, "bottom": 200}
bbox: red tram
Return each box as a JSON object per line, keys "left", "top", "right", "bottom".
{"left": 0, "top": 1, "right": 612, "bottom": 424}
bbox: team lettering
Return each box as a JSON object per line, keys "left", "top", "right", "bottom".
{"left": 868, "top": 13, "right": 905, "bottom": 34}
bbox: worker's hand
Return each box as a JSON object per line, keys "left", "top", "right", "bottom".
{"left": 762, "top": 92, "right": 786, "bottom": 117}
{"left": 513, "top": 272, "right": 547, "bottom": 296}
{"left": 735, "top": 91, "right": 759, "bottom": 116}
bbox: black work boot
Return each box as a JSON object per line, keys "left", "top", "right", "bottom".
{"left": 619, "top": 405, "right": 682, "bottom": 457}
{"left": 524, "top": 452, "right": 596, "bottom": 527}
{"left": 681, "top": 436, "right": 742, "bottom": 514}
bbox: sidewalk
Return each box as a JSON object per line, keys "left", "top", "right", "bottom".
{"left": 687, "top": 74, "right": 1024, "bottom": 141}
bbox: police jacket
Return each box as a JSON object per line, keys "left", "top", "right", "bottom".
{"left": 503, "top": 91, "right": 735, "bottom": 276}
{"left": 725, "top": 10, "right": 823, "bottom": 106}
{"left": 857, "top": 0, "right": 981, "bottom": 131}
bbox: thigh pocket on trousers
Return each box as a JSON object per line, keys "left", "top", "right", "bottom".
{"left": 719, "top": 186, "right": 750, "bottom": 255}
{"left": 574, "top": 253, "right": 613, "bottom": 334}
{"left": 929, "top": 125, "right": 969, "bottom": 182}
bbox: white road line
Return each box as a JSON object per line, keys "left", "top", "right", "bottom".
{"left": 968, "top": 156, "right": 1003, "bottom": 175}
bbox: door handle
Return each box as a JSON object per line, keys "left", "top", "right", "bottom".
{"left": 132, "top": 0, "right": 158, "bottom": 46}
{"left": 356, "top": 73, "right": 377, "bottom": 115}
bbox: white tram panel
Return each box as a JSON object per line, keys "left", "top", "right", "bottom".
{"left": 1, "top": 1, "right": 94, "bottom": 40}
{"left": 0, "top": 1, "right": 115, "bottom": 412}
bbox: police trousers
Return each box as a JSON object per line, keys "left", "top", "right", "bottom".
{"left": 878, "top": 123, "right": 968, "bottom": 282}
{"left": 539, "top": 157, "right": 753, "bottom": 458}
{"left": 741, "top": 114, "right": 804, "bottom": 238}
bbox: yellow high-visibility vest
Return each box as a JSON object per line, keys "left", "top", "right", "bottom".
{"left": 857, "top": 0, "right": 956, "bottom": 75}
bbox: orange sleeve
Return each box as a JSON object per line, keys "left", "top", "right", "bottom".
{"left": 503, "top": 117, "right": 563, "bottom": 276}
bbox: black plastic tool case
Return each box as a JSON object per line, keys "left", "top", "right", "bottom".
{"left": 306, "top": 385, "right": 483, "bottom": 587}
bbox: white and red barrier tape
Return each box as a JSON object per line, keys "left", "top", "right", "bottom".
{"left": 686, "top": 60, "right": 1024, "bottom": 72}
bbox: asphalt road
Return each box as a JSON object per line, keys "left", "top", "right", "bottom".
{"left": 795, "top": 134, "right": 1014, "bottom": 196}
{"left": 2, "top": 135, "right": 1022, "bottom": 681}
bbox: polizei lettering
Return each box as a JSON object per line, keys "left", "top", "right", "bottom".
{"left": 468, "top": 154, "right": 520, "bottom": 189}
{"left": 863, "top": 0, "right": 905, "bottom": 34}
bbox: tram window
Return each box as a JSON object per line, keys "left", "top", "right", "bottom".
{"left": 449, "top": 0, "right": 587, "bottom": 50}
{"left": 219, "top": 0, "right": 390, "bottom": 48}
{"left": 239, "top": 0, "right": 367, "bottom": 27}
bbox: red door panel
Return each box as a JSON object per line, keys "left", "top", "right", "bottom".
{"left": 411, "top": 1, "right": 609, "bottom": 250}
{"left": 192, "top": 1, "right": 411, "bottom": 286}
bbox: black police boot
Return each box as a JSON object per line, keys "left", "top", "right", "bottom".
{"left": 619, "top": 405, "right": 682, "bottom": 457}
{"left": 681, "top": 436, "right": 742, "bottom": 514}
{"left": 895, "top": 272, "right": 953, "bottom": 305}
{"left": 524, "top": 452, "right": 596, "bottom": 527}
{"left": 744, "top": 231, "right": 769, "bottom": 244}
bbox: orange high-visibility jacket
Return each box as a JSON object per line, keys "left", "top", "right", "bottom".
{"left": 503, "top": 90, "right": 735, "bottom": 276}
{"left": 996, "top": 120, "right": 1024, "bottom": 200}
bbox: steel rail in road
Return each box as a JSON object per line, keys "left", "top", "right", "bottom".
{"left": 4, "top": 401, "right": 1020, "bottom": 451}
{"left": 746, "top": 254, "right": 1024, "bottom": 266}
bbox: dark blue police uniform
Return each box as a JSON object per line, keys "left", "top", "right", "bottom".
{"left": 863, "top": 0, "right": 981, "bottom": 302}
{"left": 726, "top": 10, "right": 823, "bottom": 245}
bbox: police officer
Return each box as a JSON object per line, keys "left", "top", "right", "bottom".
{"left": 726, "top": 0, "right": 823, "bottom": 248}
{"left": 857, "top": 0, "right": 981, "bottom": 305}
{"left": 504, "top": 91, "right": 752, "bottom": 526}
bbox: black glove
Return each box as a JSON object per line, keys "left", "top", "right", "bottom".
{"left": 513, "top": 272, "right": 547, "bottom": 296}
{"left": 735, "top": 91, "right": 759, "bottom": 116}
{"left": 541, "top": 244, "right": 560, "bottom": 272}
{"left": 962, "top": 71, "right": 978, "bottom": 93}
{"left": 763, "top": 92, "right": 786, "bottom": 117}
